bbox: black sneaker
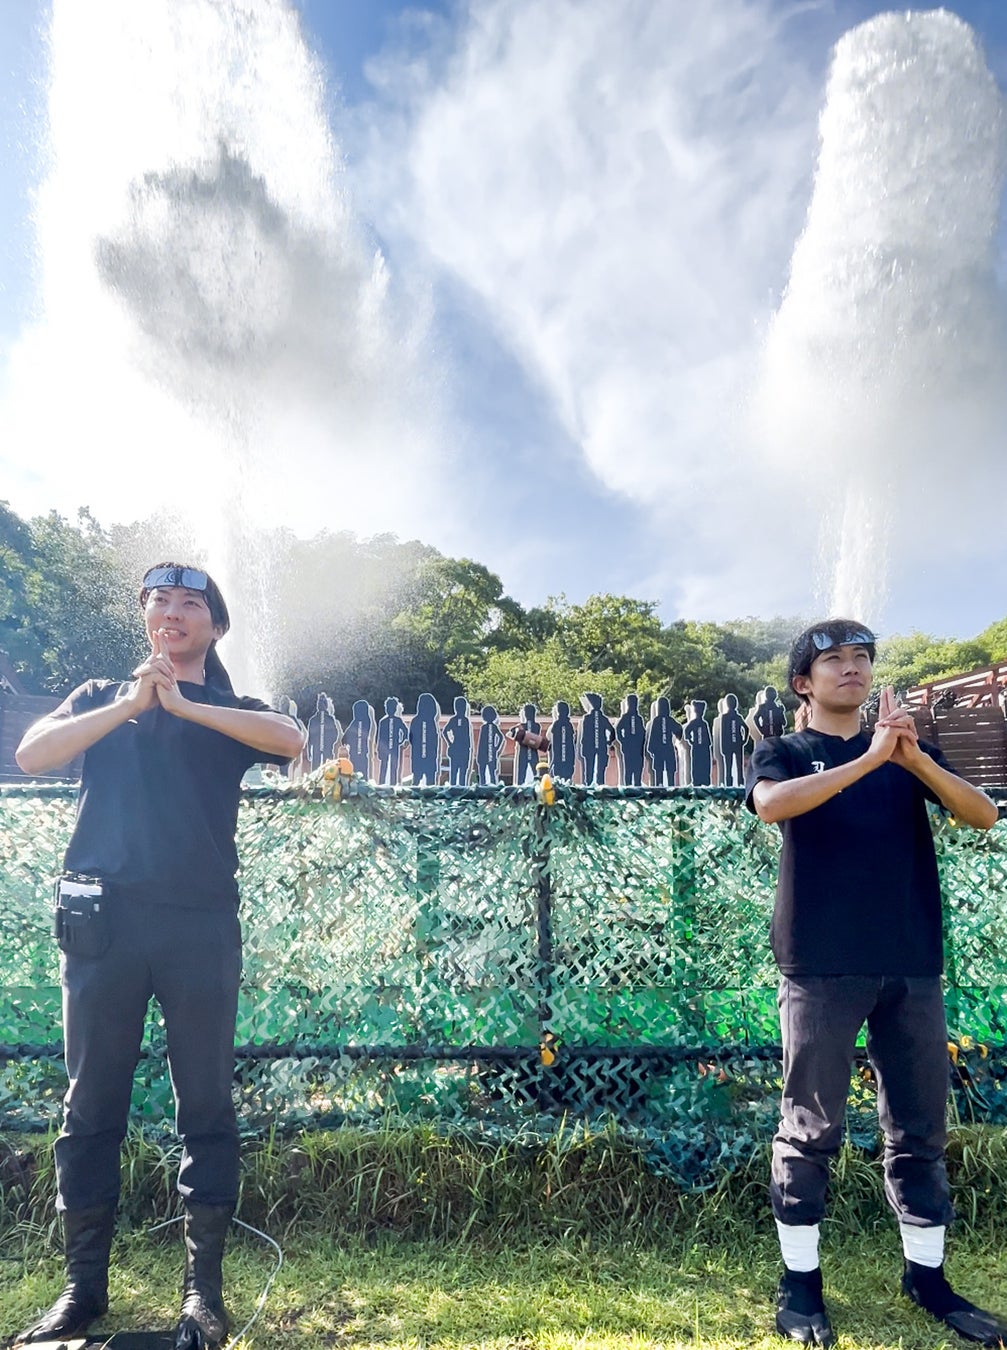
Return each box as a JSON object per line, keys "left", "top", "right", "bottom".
{"left": 902, "top": 1261, "right": 1007, "bottom": 1347}
{"left": 776, "top": 1267, "right": 836, "bottom": 1347}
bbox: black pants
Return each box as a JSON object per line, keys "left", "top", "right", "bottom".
{"left": 773, "top": 974, "right": 954, "bottom": 1228}
{"left": 55, "top": 897, "right": 241, "bottom": 1213}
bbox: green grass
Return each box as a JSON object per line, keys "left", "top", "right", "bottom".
{"left": 3, "top": 1228, "right": 1006, "bottom": 1349}
{"left": 7, "top": 1122, "right": 1007, "bottom": 1244}
{"left": 3, "top": 1125, "right": 1007, "bottom": 1347}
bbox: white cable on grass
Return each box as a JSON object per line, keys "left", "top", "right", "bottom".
{"left": 229, "top": 1217, "right": 284, "bottom": 1345}
{"left": 144, "top": 1212, "right": 284, "bottom": 1345}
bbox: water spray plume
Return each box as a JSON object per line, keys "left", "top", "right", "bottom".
{"left": 6, "top": 0, "right": 442, "bottom": 691}
{"left": 755, "top": 9, "right": 1007, "bottom": 627}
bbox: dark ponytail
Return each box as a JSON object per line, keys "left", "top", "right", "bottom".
{"left": 203, "top": 641, "right": 235, "bottom": 694}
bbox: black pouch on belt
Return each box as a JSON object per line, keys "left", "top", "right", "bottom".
{"left": 52, "top": 875, "right": 110, "bottom": 957}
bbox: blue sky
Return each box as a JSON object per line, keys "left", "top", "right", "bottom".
{"left": 2, "top": 1, "right": 1007, "bottom": 641}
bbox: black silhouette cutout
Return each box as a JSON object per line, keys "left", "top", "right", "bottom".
{"left": 306, "top": 693, "right": 342, "bottom": 772}
{"left": 549, "top": 701, "right": 577, "bottom": 780}
{"left": 443, "top": 695, "right": 473, "bottom": 787}
{"left": 409, "top": 692, "right": 442, "bottom": 786}
{"left": 580, "top": 692, "right": 615, "bottom": 786}
{"left": 616, "top": 693, "right": 646, "bottom": 786}
{"left": 683, "top": 699, "right": 712, "bottom": 786}
{"left": 377, "top": 696, "right": 409, "bottom": 785}
{"left": 476, "top": 705, "right": 504, "bottom": 785}
{"left": 647, "top": 697, "right": 683, "bottom": 787}
{"left": 514, "top": 703, "right": 541, "bottom": 785}
{"left": 345, "top": 699, "right": 375, "bottom": 778}
{"left": 750, "top": 685, "right": 788, "bottom": 741}
{"left": 714, "top": 692, "right": 749, "bottom": 787}
{"left": 279, "top": 696, "right": 303, "bottom": 778}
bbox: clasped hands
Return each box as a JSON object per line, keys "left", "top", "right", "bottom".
{"left": 129, "top": 631, "right": 188, "bottom": 715}
{"left": 870, "top": 685, "right": 922, "bottom": 768}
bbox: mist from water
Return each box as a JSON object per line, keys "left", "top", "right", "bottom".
{"left": 15, "top": 0, "right": 441, "bottom": 691}
{"left": 755, "top": 9, "right": 1007, "bottom": 628}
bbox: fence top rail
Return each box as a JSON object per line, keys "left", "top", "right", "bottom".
{"left": 1, "top": 780, "right": 750, "bottom": 802}
{"left": 5, "top": 780, "right": 1007, "bottom": 806}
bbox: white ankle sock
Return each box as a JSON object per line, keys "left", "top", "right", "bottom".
{"left": 776, "top": 1220, "right": 821, "bottom": 1272}
{"left": 901, "top": 1223, "right": 945, "bottom": 1268}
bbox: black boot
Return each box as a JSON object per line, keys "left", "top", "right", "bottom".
{"left": 14, "top": 1202, "right": 116, "bottom": 1345}
{"left": 903, "top": 1260, "right": 1007, "bottom": 1347}
{"left": 173, "top": 1202, "right": 233, "bottom": 1350}
{"left": 776, "top": 1267, "right": 836, "bottom": 1347}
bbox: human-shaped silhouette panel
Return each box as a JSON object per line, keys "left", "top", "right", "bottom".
{"left": 714, "top": 692, "right": 749, "bottom": 787}
{"left": 345, "top": 699, "right": 375, "bottom": 779}
{"left": 749, "top": 685, "right": 788, "bottom": 742}
{"left": 549, "top": 701, "right": 577, "bottom": 780}
{"left": 647, "top": 697, "right": 683, "bottom": 787}
{"left": 305, "top": 693, "right": 342, "bottom": 773}
{"left": 377, "top": 696, "right": 409, "bottom": 785}
{"left": 615, "top": 693, "right": 647, "bottom": 786}
{"left": 514, "top": 703, "right": 541, "bottom": 785}
{"left": 279, "top": 697, "right": 305, "bottom": 778}
{"left": 683, "top": 699, "right": 713, "bottom": 786}
{"left": 580, "top": 692, "right": 615, "bottom": 786}
{"left": 443, "top": 695, "right": 473, "bottom": 787}
{"left": 409, "top": 693, "right": 442, "bottom": 786}
{"left": 476, "top": 705, "right": 504, "bottom": 785}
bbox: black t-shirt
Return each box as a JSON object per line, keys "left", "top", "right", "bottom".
{"left": 55, "top": 679, "right": 293, "bottom": 909}
{"left": 744, "top": 728, "right": 954, "bottom": 977}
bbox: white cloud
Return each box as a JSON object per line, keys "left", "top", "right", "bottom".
{"left": 356, "top": 0, "right": 827, "bottom": 614}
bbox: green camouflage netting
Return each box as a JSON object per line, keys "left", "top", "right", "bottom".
{"left": 2, "top": 783, "right": 1005, "bottom": 1186}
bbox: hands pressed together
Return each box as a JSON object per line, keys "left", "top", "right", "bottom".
{"left": 870, "top": 686, "right": 922, "bottom": 770}
{"left": 129, "top": 631, "right": 188, "bottom": 716}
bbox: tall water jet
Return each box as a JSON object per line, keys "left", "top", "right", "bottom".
{"left": 755, "top": 10, "right": 1007, "bottom": 625}
{"left": 5, "top": 0, "right": 441, "bottom": 691}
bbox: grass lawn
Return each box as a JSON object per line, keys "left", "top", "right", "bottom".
{"left": 4, "top": 1127, "right": 1007, "bottom": 1347}
{"left": 3, "top": 1227, "right": 1006, "bottom": 1348}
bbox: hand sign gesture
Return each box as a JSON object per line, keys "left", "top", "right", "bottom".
{"left": 132, "top": 629, "right": 186, "bottom": 714}
{"left": 874, "top": 685, "right": 920, "bottom": 768}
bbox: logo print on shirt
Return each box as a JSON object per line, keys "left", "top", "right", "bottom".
{"left": 811, "top": 760, "right": 826, "bottom": 774}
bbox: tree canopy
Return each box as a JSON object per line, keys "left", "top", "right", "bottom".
{"left": 0, "top": 501, "right": 1000, "bottom": 719}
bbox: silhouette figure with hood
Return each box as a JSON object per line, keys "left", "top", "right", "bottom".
{"left": 616, "top": 693, "right": 646, "bottom": 786}
{"left": 683, "top": 699, "right": 712, "bottom": 786}
{"left": 752, "top": 685, "right": 787, "bottom": 740}
{"left": 580, "top": 692, "right": 615, "bottom": 786}
{"left": 647, "top": 696, "right": 683, "bottom": 787}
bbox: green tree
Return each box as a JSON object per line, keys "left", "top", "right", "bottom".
{"left": 0, "top": 506, "right": 144, "bottom": 694}
{"left": 452, "top": 636, "right": 628, "bottom": 714}
{"left": 0, "top": 502, "right": 37, "bottom": 682}
{"left": 873, "top": 633, "right": 991, "bottom": 693}
{"left": 976, "top": 618, "right": 1007, "bottom": 665}
{"left": 391, "top": 556, "right": 525, "bottom": 702}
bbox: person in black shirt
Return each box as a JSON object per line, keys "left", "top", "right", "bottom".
{"left": 746, "top": 619, "right": 1005, "bottom": 1349}
{"left": 13, "top": 564, "right": 305, "bottom": 1350}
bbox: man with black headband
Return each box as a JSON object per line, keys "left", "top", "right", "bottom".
{"left": 745, "top": 619, "right": 1004, "bottom": 1348}
{"left": 13, "top": 563, "right": 305, "bottom": 1349}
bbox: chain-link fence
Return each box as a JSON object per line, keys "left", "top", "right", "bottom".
{"left": 2, "top": 784, "right": 1006, "bottom": 1185}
